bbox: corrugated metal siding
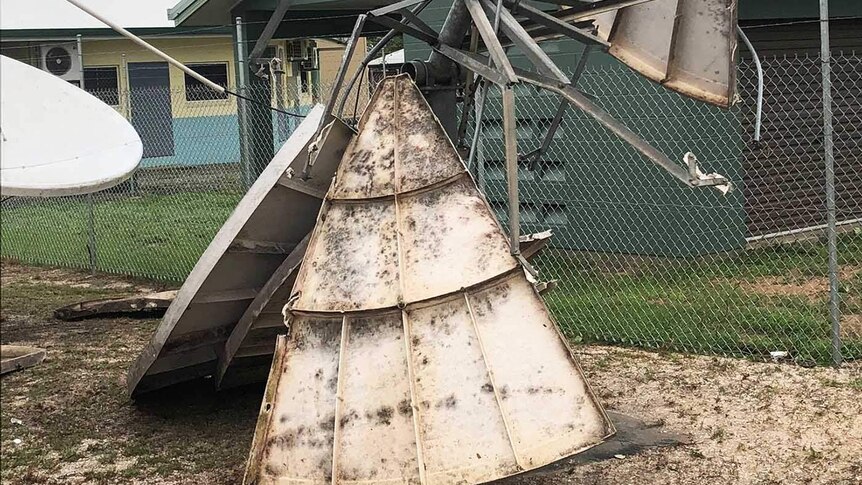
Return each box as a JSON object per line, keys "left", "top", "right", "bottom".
{"left": 739, "top": 20, "right": 862, "bottom": 236}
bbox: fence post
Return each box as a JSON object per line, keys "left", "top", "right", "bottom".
{"left": 121, "top": 52, "right": 137, "bottom": 194}
{"left": 235, "top": 16, "right": 252, "bottom": 188}
{"left": 78, "top": 33, "right": 97, "bottom": 274}
{"left": 819, "top": 0, "right": 841, "bottom": 367}
{"left": 87, "top": 194, "right": 97, "bottom": 274}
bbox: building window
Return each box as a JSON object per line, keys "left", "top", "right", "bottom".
{"left": 83, "top": 66, "right": 119, "bottom": 106}
{"left": 185, "top": 63, "right": 228, "bottom": 101}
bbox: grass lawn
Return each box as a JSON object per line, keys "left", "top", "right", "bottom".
{"left": 2, "top": 192, "right": 860, "bottom": 365}
{"left": 539, "top": 232, "right": 862, "bottom": 365}
{"left": 1, "top": 191, "right": 241, "bottom": 281}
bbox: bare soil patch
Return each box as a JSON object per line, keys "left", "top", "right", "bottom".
{"left": 2, "top": 262, "right": 860, "bottom": 484}
{"left": 843, "top": 314, "right": 862, "bottom": 340}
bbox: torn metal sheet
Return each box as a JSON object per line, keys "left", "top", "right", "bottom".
{"left": 589, "top": 0, "right": 738, "bottom": 107}
{"left": 1, "top": 345, "right": 46, "bottom": 375}
{"left": 54, "top": 291, "right": 177, "bottom": 321}
{"left": 244, "top": 75, "right": 613, "bottom": 485}
{"left": 127, "top": 105, "right": 355, "bottom": 396}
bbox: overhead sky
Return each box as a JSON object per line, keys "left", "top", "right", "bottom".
{"left": 0, "top": 0, "right": 179, "bottom": 30}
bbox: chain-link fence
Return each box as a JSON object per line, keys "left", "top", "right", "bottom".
{"left": 1, "top": 53, "right": 859, "bottom": 366}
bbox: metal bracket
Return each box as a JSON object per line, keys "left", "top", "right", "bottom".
{"left": 368, "top": 0, "right": 426, "bottom": 17}
{"left": 480, "top": 0, "right": 569, "bottom": 83}
{"left": 368, "top": 13, "right": 440, "bottom": 46}
{"left": 301, "top": 14, "right": 366, "bottom": 180}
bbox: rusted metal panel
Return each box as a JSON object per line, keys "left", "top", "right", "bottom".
{"left": 127, "top": 105, "right": 355, "bottom": 396}
{"left": 245, "top": 75, "right": 613, "bottom": 485}
{"left": 53, "top": 291, "right": 177, "bottom": 321}
{"left": 591, "top": 0, "right": 738, "bottom": 107}
{"left": 0, "top": 345, "right": 47, "bottom": 375}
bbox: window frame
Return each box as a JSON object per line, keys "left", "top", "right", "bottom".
{"left": 184, "top": 62, "right": 230, "bottom": 102}
{"left": 83, "top": 65, "right": 120, "bottom": 107}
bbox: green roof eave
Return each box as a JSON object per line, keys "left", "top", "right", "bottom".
{"left": 0, "top": 26, "right": 232, "bottom": 41}
{"left": 168, "top": 0, "right": 207, "bottom": 25}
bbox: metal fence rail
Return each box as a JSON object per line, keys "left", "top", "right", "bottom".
{"left": 1, "top": 54, "right": 859, "bottom": 366}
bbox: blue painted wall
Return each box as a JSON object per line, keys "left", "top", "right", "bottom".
{"left": 140, "top": 104, "right": 315, "bottom": 168}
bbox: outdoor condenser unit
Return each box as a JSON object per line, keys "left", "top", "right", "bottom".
{"left": 40, "top": 43, "right": 82, "bottom": 84}
{"left": 286, "top": 39, "right": 311, "bottom": 61}
{"left": 299, "top": 44, "right": 319, "bottom": 71}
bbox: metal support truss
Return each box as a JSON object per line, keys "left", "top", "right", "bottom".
{"left": 436, "top": 48, "right": 729, "bottom": 188}
{"left": 301, "top": 14, "right": 366, "bottom": 180}
{"left": 524, "top": 42, "right": 594, "bottom": 171}
{"left": 504, "top": 0, "right": 610, "bottom": 48}
{"left": 248, "top": 0, "right": 294, "bottom": 67}
{"left": 335, "top": 0, "right": 435, "bottom": 118}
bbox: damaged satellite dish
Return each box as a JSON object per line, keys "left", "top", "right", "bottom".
{"left": 0, "top": 55, "right": 142, "bottom": 197}
{"left": 244, "top": 75, "right": 613, "bottom": 485}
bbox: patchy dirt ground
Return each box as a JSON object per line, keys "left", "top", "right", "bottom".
{"left": 1, "top": 262, "right": 860, "bottom": 484}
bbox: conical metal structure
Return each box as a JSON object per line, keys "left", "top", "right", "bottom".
{"left": 244, "top": 75, "right": 613, "bottom": 485}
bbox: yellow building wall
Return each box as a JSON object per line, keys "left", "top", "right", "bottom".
{"left": 76, "top": 35, "right": 368, "bottom": 118}
{"left": 317, "top": 37, "right": 369, "bottom": 115}
{"left": 82, "top": 36, "right": 237, "bottom": 119}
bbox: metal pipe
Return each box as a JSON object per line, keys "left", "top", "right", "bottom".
{"left": 300, "top": 15, "right": 367, "bottom": 180}
{"left": 66, "top": 0, "right": 226, "bottom": 95}
{"left": 737, "top": 25, "right": 763, "bottom": 142}
{"left": 819, "top": 0, "right": 841, "bottom": 367}
{"left": 120, "top": 52, "right": 136, "bottom": 193}
{"left": 322, "top": 14, "right": 366, "bottom": 125}
{"left": 501, "top": 86, "right": 520, "bottom": 255}
{"left": 272, "top": 58, "right": 288, "bottom": 143}
{"left": 466, "top": 0, "right": 506, "bottom": 171}
{"left": 121, "top": 53, "right": 129, "bottom": 115}
{"left": 425, "top": 0, "right": 472, "bottom": 84}
{"left": 745, "top": 218, "right": 861, "bottom": 245}
{"left": 236, "top": 17, "right": 248, "bottom": 89}
{"left": 76, "top": 34, "right": 85, "bottom": 89}
{"left": 336, "top": 30, "right": 398, "bottom": 117}
{"left": 249, "top": 0, "right": 294, "bottom": 65}
{"left": 466, "top": 83, "right": 488, "bottom": 170}
{"left": 456, "top": 27, "right": 481, "bottom": 149}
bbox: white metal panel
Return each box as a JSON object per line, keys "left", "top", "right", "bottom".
{"left": 408, "top": 299, "right": 520, "bottom": 483}
{"left": 250, "top": 317, "right": 342, "bottom": 484}
{"left": 468, "top": 275, "right": 611, "bottom": 468}
{"left": 336, "top": 314, "right": 421, "bottom": 484}
{"left": 399, "top": 178, "right": 517, "bottom": 302}
{"left": 606, "top": 0, "right": 679, "bottom": 83}
{"left": 588, "top": 0, "right": 738, "bottom": 107}
{"left": 663, "top": 0, "right": 737, "bottom": 106}
{"left": 330, "top": 79, "right": 397, "bottom": 200}
{"left": 294, "top": 201, "right": 400, "bottom": 312}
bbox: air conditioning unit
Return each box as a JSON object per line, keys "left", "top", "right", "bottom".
{"left": 41, "top": 43, "right": 82, "bottom": 83}
{"left": 300, "top": 44, "right": 319, "bottom": 71}
{"left": 286, "top": 40, "right": 310, "bottom": 61}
